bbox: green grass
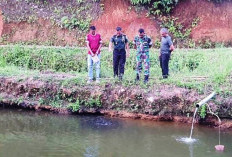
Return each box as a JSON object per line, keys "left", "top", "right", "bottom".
{"left": 0, "top": 45, "right": 231, "bottom": 95}
{"left": 0, "top": 66, "right": 39, "bottom": 77}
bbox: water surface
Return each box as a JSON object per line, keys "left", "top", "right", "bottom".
{"left": 0, "top": 109, "right": 231, "bottom": 157}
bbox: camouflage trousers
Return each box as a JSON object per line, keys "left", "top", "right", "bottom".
{"left": 136, "top": 50, "right": 150, "bottom": 76}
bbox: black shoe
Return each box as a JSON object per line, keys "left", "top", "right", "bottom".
{"left": 119, "top": 74, "right": 123, "bottom": 81}
{"left": 135, "top": 74, "right": 140, "bottom": 82}
{"left": 163, "top": 75, "right": 168, "bottom": 79}
{"left": 144, "top": 75, "right": 149, "bottom": 84}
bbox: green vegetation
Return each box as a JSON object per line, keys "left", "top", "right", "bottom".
{"left": 1, "top": 0, "right": 230, "bottom": 48}
{"left": 130, "top": 1, "right": 203, "bottom": 48}
{"left": 68, "top": 100, "right": 80, "bottom": 112}
{"left": 0, "top": 45, "right": 231, "bottom": 113}
{"left": 68, "top": 96, "right": 101, "bottom": 111}
{"left": 130, "top": 0, "right": 230, "bottom": 15}
{"left": 130, "top": 0, "right": 232, "bottom": 49}
{"left": 0, "top": 0, "right": 102, "bottom": 32}
{"left": 199, "top": 104, "right": 207, "bottom": 119}
{"left": 0, "top": 0, "right": 104, "bottom": 46}
{"left": 60, "top": 16, "right": 91, "bottom": 31}
{"left": 159, "top": 16, "right": 200, "bottom": 48}
{"left": 130, "top": 0, "right": 179, "bottom": 15}
{"left": 0, "top": 45, "right": 231, "bottom": 96}
{"left": 85, "top": 96, "right": 102, "bottom": 108}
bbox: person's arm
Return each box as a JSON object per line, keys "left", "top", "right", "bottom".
{"left": 159, "top": 49, "right": 161, "bottom": 58}
{"left": 86, "top": 43, "right": 94, "bottom": 56}
{"left": 125, "top": 36, "right": 130, "bottom": 57}
{"left": 170, "top": 44, "right": 175, "bottom": 52}
{"left": 148, "top": 37, "right": 152, "bottom": 48}
{"left": 159, "top": 38, "right": 162, "bottom": 58}
{"left": 96, "top": 44, "right": 102, "bottom": 55}
{"left": 96, "top": 36, "right": 103, "bottom": 55}
{"left": 134, "top": 44, "right": 137, "bottom": 49}
{"left": 168, "top": 37, "right": 175, "bottom": 53}
{"left": 126, "top": 42, "right": 130, "bottom": 57}
{"left": 86, "top": 36, "right": 94, "bottom": 56}
{"left": 109, "top": 37, "right": 114, "bottom": 52}
{"left": 109, "top": 42, "right": 113, "bottom": 52}
{"left": 133, "top": 37, "right": 137, "bottom": 49}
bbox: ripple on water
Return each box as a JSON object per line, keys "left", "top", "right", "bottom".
{"left": 80, "top": 116, "right": 120, "bottom": 130}
{"left": 176, "top": 137, "right": 199, "bottom": 144}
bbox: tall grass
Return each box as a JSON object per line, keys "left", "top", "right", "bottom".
{"left": 0, "top": 45, "right": 231, "bottom": 93}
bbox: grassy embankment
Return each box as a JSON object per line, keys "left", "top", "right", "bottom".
{"left": 0, "top": 45, "right": 231, "bottom": 112}
{"left": 0, "top": 46, "right": 231, "bottom": 92}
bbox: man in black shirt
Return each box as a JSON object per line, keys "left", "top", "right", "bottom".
{"left": 109, "top": 27, "right": 130, "bottom": 80}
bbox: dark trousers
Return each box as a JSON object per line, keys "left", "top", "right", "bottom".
{"left": 113, "top": 49, "right": 126, "bottom": 77}
{"left": 160, "top": 53, "right": 170, "bottom": 78}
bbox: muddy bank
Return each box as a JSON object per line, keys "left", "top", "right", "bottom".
{"left": 0, "top": 76, "right": 231, "bottom": 129}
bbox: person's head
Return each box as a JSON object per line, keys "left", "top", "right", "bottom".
{"left": 89, "top": 26, "right": 96, "bottom": 35}
{"left": 138, "top": 28, "right": 145, "bottom": 38}
{"left": 116, "top": 27, "right": 122, "bottom": 35}
{"left": 160, "top": 28, "right": 169, "bottom": 37}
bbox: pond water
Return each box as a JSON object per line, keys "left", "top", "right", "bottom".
{"left": 0, "top": 109, "right": 231, "bottom": 157}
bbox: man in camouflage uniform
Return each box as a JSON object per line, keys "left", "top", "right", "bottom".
{"left": 133, "top": 28, "right": 152, "bottom": 83}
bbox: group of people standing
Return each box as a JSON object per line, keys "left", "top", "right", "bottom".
{"left": 86, "top": 26, "right": 174, "bottom": 84}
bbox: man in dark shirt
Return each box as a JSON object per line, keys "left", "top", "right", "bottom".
{"left": 109, "top": 27, "right": 130, "bottom": 80}
{"left": 159, "top": 28, "right": 175, "bottom": 79}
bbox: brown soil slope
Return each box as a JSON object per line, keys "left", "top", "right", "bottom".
{"left": 92, "top": 0, "right": 159, "bottom": 41}
{"left": 173, "top": 0, "right": 232, "bottom": 42}
{"left": 1, "top": 18, "right": 79, "bottom": 46}
{"left": 1, "top": 0, "right": 232, "bottom": 45}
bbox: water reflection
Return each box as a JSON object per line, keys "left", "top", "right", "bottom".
{"left": 175, "top": 136, "right": 198, "bottom": 157}
{"left": 0, "top": 108, "right": 231, "bottom": 157}
{"left": 189, "top": 143, "right": 194, "bottom": 157}
{"left": 84, "top": 146, "right": 99, "bottom": 157}
{"left": 79, "top": 116, "right": 120, "bottom": 130}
